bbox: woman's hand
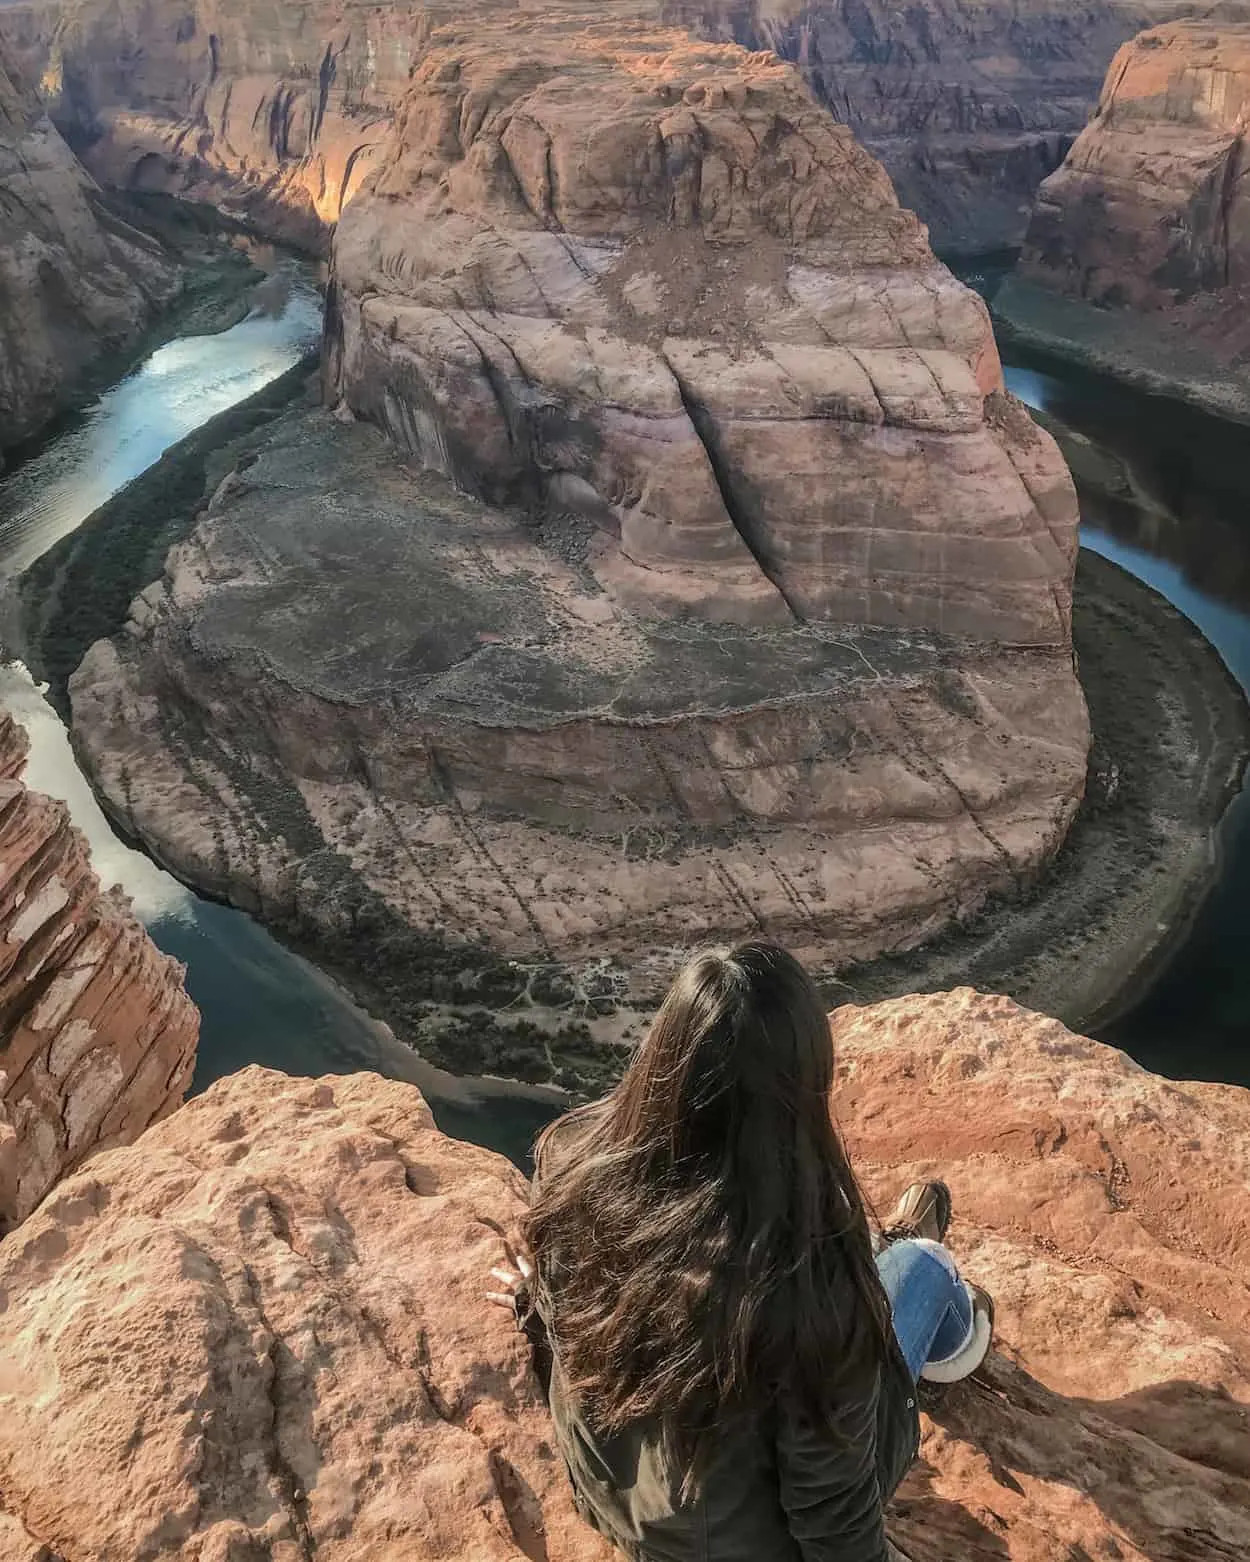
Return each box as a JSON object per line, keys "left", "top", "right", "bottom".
{"left": 486, "top": 1245, "right": 535, "bottom": 1318}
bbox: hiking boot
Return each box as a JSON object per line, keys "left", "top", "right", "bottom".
{"left": 881, "top": 1179, "right": 953, "bottom": 1245}
{"left": 919, "top": 1281, "right": 995, "bottom": 1385}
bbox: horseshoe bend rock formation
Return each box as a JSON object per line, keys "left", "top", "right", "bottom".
{"left": 0, "top": 996, "right": 1246, "bottom": 1559}
{"left": 0, "top": 710, "right": 198, "bottom": 1230}
{"left": 65, "top": 20, "right": 1089, "bottom": 1074}
{"left": 1000, "top": 20, "right": 1250, "bottom": 415}
{"left": 0, "top": 36, "right": 177, "bottom": 465}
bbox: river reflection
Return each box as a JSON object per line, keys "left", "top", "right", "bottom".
{"left": 1004, "top": 356, "right": 1250, "bottom": 1086}
{"left": 0, "top": 260, "right": 322, "bottom": 578}
{"left": 0, "top": 266, "right": 564, "bottom": 1166}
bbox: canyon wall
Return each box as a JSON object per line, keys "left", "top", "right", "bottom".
{"left": 664, "top": 0, "right": 1227, "bottom": 252}
{"left": 3, "top": 0, "right": 1235, "bottom": 254}
{"left": 0, "top": 993, "right": 1245, "bottom": 1558}
{"left": 0, "top": 34, "right": 177, "bottom": 465}
{"left": 994, "top": 20, "right": 1250, "bottom": 416}
{"left": 64, "top": 8, "right": 1089, "bottom": 1085}
{"left": 1019, "top": 21, "right": 1250, "bottom": 339}
{"left": 0, "top": 709, "right": 198, "bottom": 1228}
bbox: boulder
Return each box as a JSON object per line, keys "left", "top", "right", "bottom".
{"left": 0, "top": 709, "right": 198, "bottom": 1228}
{"left": 0, "top": 993, "right": 1246, "bottom": 1558}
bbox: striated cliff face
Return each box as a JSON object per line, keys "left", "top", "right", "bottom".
{"left": 0, "top": 0, "right": 420, "bottom": 253}
{"left": 3, "top": 0, "right": 1232, "bottom": 255}
{"left": 996, "top": 20, "right": 1250, "bottom": 415}
{"left": 0, "top": 995, "right": 1245, "bottom": 1558}
{"left": 0, "top": 36, "right": 177, "bottom": 465}
{"left": 663, "top": 0, "right": 1225, "bottom": 252}
{"left": 327, "top": 13, "right": 1078, "bottom": 645}
{"left": 0, "top": 709, "right": 198, "bottom": 1229}
{"left": 1021, "top": 22, "right": 1250, "bottom": 315}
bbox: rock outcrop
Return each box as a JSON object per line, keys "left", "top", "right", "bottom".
{"left": 66, "top": 399, "right": 1088, "bottom": 1086}
{"left": 998, "top": 20, "right": 1250, "bottom": 417}
{"left": 0, "top": 709, "right": 198, "bottom": 1229}
{"left": 0, "top": 36, "right": 177, "bottom": 465}
{"left": 0, "top": 994, "right": 1246, "bottom": 1559}
{"left": 1021, "top": 20, "right": 1250, "bottom": 314}
{"left": 665, "top": 0, "right": 1230, "bottom": 253}
{"left": 327, "top": 12, "right": 1079, "bottom": 644}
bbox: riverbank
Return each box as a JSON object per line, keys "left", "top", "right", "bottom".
{"left": 0, "top": 196, "right": 272, "bottom": 474}
{"left": 11, "top": 377, "right": 1249, "bottom": 1090}
{"left": 993, "top": 275, "right": 1250, "bottom": 427}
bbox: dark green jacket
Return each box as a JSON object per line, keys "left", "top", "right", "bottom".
{"left": 540, "top": 1329, "right": 919, "bottom": 1562}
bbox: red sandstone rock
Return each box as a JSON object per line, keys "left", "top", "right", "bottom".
{"left": 0, "top": 996, "right": 1245, "bottom": 1558}
{"left": 0, "top": 36, "right": 177, "bottom": 464}
{"left": 837, "top": 989, "right": 1250, "bottom": 1562}
{"left": 0, "top": 709, "right": 198, "bottom": 1229}
{"left": 0, "top": 1065, "right": 615, "bottom": 1561}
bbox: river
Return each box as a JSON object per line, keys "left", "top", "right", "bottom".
{"left": 0, "top": 255, "right": 564, "bottom": 1168}
{"left": 1, "top": 250, "right": 1247, "bottom": 1145}
{"left": 1000, "top": 354, "right": 1250, "bottom": 1086}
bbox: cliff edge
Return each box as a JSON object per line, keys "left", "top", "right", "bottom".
{"left": 999, "top": 20, "right": 1250, "bottom": 417}
{"left": 0, "top": 992, "right": 1244, "bottom": 1558}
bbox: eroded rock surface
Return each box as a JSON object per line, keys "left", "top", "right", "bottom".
{"left": 68, "top": 407, "right": 1088, "bottom": 1085}
{"left": 0, "top": 36, "right": 177, "bottom": 465}
{"left": 0, "top": 709, "right": 198, "bottom": 1228}
{"left": 0, "top": 1066, "right": 617, "bottom": 1562}
{"left": 0, "top": 996, "right": 1246, "bottom": 1559}
{"left": 5, "top": 0, "right": 1238, "bottom": 254}
{"left": 839, "top": 989, "right": 1250, "bottom": 1562}
{"left": 327, "top": 11, "right": 1080, "bottom": 646}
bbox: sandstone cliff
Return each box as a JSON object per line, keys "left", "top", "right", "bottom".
{"left": 0, "top": 708, "right": 198, "bottom": 1228}
{"left": 0, "top": 36, "right": 177, "bottom": 465}
{"left": 1000, "top": 20, "right": 1250, "bottom": 416}
{"left": 0, "top": 994, "right": 1245, "bottom": 1558}
{"left": 665, "top": 0, "right": 1227, "bottom": 252}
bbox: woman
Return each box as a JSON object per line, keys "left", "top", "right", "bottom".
{"left": 489, "top": 941, "right": 993, "bottom": 1561}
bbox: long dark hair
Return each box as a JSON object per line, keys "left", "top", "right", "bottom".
{"left": 525, "top": 941, "right": 893, "bottom": 1453}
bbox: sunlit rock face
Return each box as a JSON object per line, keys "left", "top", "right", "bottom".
{"left": 0, "top": 710, "right": 198, "bottom": 1228}
{"left": 0, "top": 997, "right": 1245, "bottom": 1557}
{"left": 0, "top": 36, "right": 177, "bottom": 465}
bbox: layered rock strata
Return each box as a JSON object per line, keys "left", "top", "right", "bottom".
{"left": 665, "top": 0, "right": 1230, "bottom": 252}
{"left": 0, "top": 709, "right": 198, "bottom": 1228}
{"left": 326, "top": 14, "right": 1080, "bottom": 645}
{"left": 68, "top": 407, "right": 1088, "bottom": 1071}
{"left": 4, "top": 0, "right": 1237, "bottom": 255}
{"left": 0, "top": 36, "right": 177, "bottom": 465}
{"left": 1000, "top": 21, "right": 1250, "bottom": 415}
{"left": 0, "top": 994, "right": 1246, "bottom": 1558}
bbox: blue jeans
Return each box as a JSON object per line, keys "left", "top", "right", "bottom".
{"left": 876, "top": 1238, "right": 974, "bottom": 1381}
